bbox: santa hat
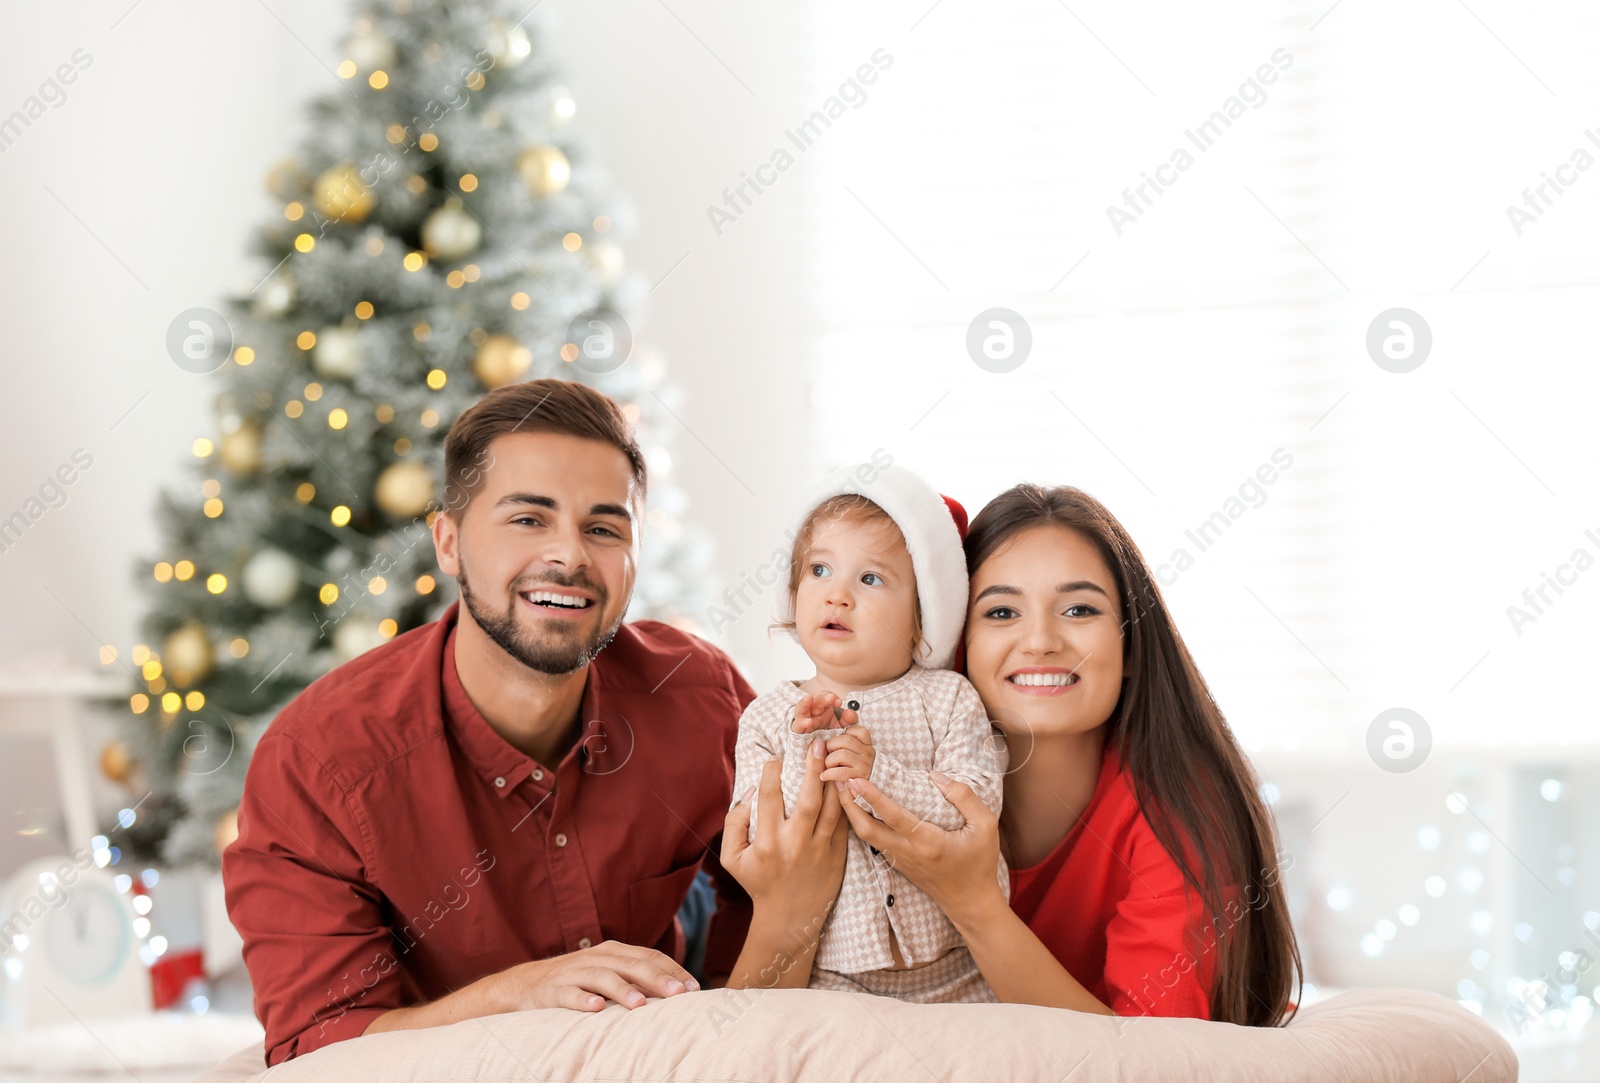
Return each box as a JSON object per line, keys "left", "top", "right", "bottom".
{"left": 776, "top": 463, "right": 970, "bottom": 670}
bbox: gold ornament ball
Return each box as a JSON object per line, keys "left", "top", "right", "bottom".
{"left": 375, "top": 460, "right": 435, "bottom": 518}
{"left": 516, "top": 145, "right": 571, "bottom": 197}
{"left": 422, "top": 202, "right": 482, "bottom": 260}
{"left": 313, "top": 162, "right": 375, "bottom": 222}
{"left": 484, "top": 17, "right": 531, "bottom": 67}
{"left": 164, "top": 622, "right": 214, "bottom": 687}
{"left": 313, "top": 326, "right": 364, "bottom": 380}
{"left": 265, "top": 158, "right": 308, "bottom": 200}
{"left": 344, "top": 27, "right": 395, "bottom": 71}
{"left": 220, "top": 423, "right": 263, "bottom": 475}
{"left": 474, "top": 334, "right": 532, "bottom": 389}
{"left": 214, "top": 808, "right": 240, "bottom": 855}
{"left": 100, "top": 741, "right": 134, "bottom": 783}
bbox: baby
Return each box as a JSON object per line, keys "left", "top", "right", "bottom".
{"left": 733, "top": 462, "right": 1008, "bottom": 1003}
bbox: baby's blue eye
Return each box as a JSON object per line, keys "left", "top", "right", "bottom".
{"left": 860, "top": 572, "right": 883, "bottom": 587}
{"left": 809, "top": 563, "right": 830, "bottom": 578}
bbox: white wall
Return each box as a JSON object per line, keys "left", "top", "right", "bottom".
{"left": 0, "top": 0, "right": 813, "bottom": 687}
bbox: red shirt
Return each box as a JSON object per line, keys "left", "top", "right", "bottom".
{"left": 1008, "top": 743, "right": 1215, "bottom": 1018}
{"left": 222, "top": 601, "right": 755, "bottom": 1065}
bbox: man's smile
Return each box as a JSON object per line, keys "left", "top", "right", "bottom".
{"left": 519, "top": 587, "right": 597, "bottom": 618}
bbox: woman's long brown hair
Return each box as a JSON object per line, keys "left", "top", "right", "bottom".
{"left": 965, "top": 483, "right": 1301, "bottom": 1026}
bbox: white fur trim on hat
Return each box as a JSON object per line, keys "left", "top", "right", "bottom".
{"left": 774, "top": 462, "right": 968, "bottom": 670}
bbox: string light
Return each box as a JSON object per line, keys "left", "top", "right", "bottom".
{"left": 510, "top": 292, "right": 530, "bottom": 310}
{"left": 295, "top": 233, "right": 316, "bottom": 252}
{"left": 154, "top": 562, "right": 174, "bottom": 582}
{"left": 416, "top": 574, "right": 436, "bottom": 594}
{"left": 328, "top": 408, "right": 349, "bottom": 430}
{"left": 203, "top": 498, "right": 224, "bottom": 518}
{"left": 130, "top": 694, "right": 149, "bottom": 714}
{"left": 426, "top": 369, "right": 447, "bottom": 389}
{"left": 235, "top": 346, "right": 255, "bottom": 366}
{"left": 320, "top": 583, "right": 340, "bottom": 604}
{"left": 296, "top": 331, "right": 317, "bottom": 350}
{"left": 142, "top": 660, "right": 162, "bottom": 681}
{"left": 295, "top": 482, "right": 316, "bottom": 503}
{"left": 419, "top": 133, "right": 438, "bottom": 152}
{"left": 285, "top": 202, "right": 304, "bottom": 221}
{"left": 420, "top": 409, "right": 440, "bottom": 428}
{"left": 404, "top": 251, "right": 426, "bottom": 271}
{"left": 304, "top": 383, "right": 323, "bottom": 401}
{"left": 375, "top": 404, "right": 396, "bottom": 423}
{"left": 368, "top": 576, "right": 387, "bottom": 594}
{"left": 206, "top": 573, "right": 228, "bottom": 594}
{"left": 160, "top": 692, "right": 180, "bottom": 712}
{"left": 412, "top": 322, "right": 431, "bottom": 341}
{"left": 229, "top": 638, "right": 249, "bottom": 658}
{"left": 131, "top": 645, "right": 151, "bottom": 665}
{"left": 185, "top": 691, "right": 205, "bottom": 710}
{"left": 174, "top": 560, "right": 195, "bottom": 581}
{"left": 562, "top": 232, "right": 582, "bottom": 251}
{"left": 285, "top": 401, "right": 304, "bottom": 419}
{"left": 460, "top": 173, "right": 478, "bottom": 191}
{"left": 379, "top": 619, "right": 398, "bottom": 638}
{"left": 192, "top": 438, "right": 213, "bottom": 457}
{"left": 368, "top": 70, "right": 389, "bottom": 89}
{"left": 393, "top": 437, "right": 411, "bottom": 454}
{"left": 330, "top": 505, "right": 352, "bottom": 527}
{"left": 593, "top": 215, "right": 611, "bottom": 232}
{"left": 355, "top": 301, "right": 374, "bottom": 319}
{"left": 99, "top": 645, "right": 118, "bottom": 665}
{"left": 201, "top": 479, "right": 221, "bottom": 497}
{"left": 337, "top": 60, "right": 357, "bottom": 79}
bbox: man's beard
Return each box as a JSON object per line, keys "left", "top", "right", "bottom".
{"left": 457, "top": 556, "right": 623, "bottom": 676}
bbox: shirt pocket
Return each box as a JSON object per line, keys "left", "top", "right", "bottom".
{"left": 627, "top": 861, "right": 702, "bottom": 955}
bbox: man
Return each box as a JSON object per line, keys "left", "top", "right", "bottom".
{"left": 222, "top": 379, "right": 754, "bottom": 1065}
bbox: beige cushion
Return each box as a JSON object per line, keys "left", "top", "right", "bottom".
{"left": 196, "top": 987, "right": 1515, "bottom": 1082}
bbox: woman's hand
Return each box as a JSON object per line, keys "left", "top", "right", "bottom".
{"left": 720, "top": 738, "right": 849, "bottom": 989}
{"left": 837, "top": 772, "right": 1006, "bottom": 928}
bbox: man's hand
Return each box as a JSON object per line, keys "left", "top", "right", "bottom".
{"left": 499, "top": 940, "right": 697, "bottom": 1011}
{"left": 365, "top": 940, "right": 696, "bottom": 1036}
{"left": 820, "top": 725, "right": 874, "bottom": 783}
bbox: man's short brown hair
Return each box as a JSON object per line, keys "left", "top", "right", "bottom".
{"left": 441, "top": 379, "right": 647, "bottom": 516}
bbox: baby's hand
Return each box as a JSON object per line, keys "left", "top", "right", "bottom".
{"left": 791, "top": 692, "right": 852, "bottom": 734}
{"left": 820, "top": 725, "right": 875, "bottom": 783}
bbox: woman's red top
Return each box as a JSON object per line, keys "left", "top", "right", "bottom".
{"left": 1008, "top": 743, "right": 1215, "bottom": 1018}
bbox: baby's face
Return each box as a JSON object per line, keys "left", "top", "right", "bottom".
{"left": 793, "top": 514, "right": 918, "bottom": 684}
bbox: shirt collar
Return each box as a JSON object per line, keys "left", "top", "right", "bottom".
{"left": 439, "top": 602, "right": 615, "bottom": 795}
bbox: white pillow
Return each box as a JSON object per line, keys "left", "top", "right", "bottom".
{"left": 197, "top": 986, "right": 1514, "bottom": 1083}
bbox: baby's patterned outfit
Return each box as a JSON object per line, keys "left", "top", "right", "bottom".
{"left": 734, "top": 664, "right": 1008, "bottom": 1002}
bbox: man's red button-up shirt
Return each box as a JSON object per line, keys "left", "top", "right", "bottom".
{"left": 222, "top": 601, "right": 755, "bottom": 1065}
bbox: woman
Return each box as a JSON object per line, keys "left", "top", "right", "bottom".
{"left": 721, "top": 484, "right": 1301, "bottom": 1024}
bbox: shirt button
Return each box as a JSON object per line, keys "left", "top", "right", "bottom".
{"left": 886, "top": 894, "right": 895, "bottom": 907}
{"left": 532, "top": 767, "right": 545, "bottom": 782}
{"left": 555, "top": 833, "right": 568, "bottom": 847}
{"left": 494, "top": 776, "right": 506, "bottom": 788}
{"left": 578, "top": 937, "right": 592, "bottom": 949}
{"left": 847, "top": 699, "right": 860, "bottom": 711}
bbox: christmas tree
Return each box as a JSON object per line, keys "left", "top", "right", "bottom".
{"left": 108, "top": 0, "right": 714, "bottom": 868}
